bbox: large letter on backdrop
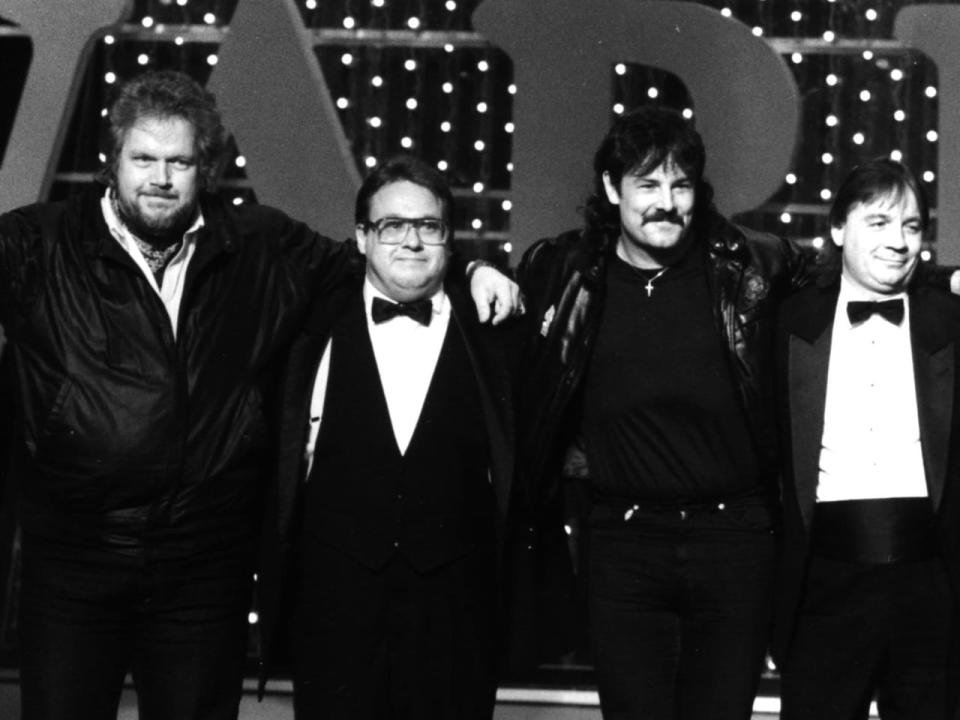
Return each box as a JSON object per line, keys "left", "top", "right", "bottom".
{"left": 895, "top": 6, "right": 960, "bottom": 264}
{"left": 474, "top": 0, "right": 800, "bottom": 257}
{"left": 0, "top": 0, "right": 128, "bottom": 210}
{"left": 209, "top": 0, "right": 361, "bottom": 241}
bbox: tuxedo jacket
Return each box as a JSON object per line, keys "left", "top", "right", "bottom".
{"left": 772, "top": 280, "right": 960, "bottom": 663}
{"left": 256, "top": 274, "right": 519, "bottom": 685}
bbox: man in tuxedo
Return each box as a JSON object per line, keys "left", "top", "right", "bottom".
{"left": 774, "top": 159, "right": 960, "bottom": 719}
{"left": 259, "top": 155, "right": 517, "bottom": 719}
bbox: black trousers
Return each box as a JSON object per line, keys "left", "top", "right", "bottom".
{"left": 781, "top": 556, "right": 958, "bottom": 720}
{"left": 588, "top": 502, "right": 776, "bottom": 720}
{"left": 291, "top": 543, "right": 498, "bottom": 720}
{"left": 17, "top": 545, "right": 253, "bottom": 720}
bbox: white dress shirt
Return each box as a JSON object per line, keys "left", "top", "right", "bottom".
{"left": 817, "top": 278, "right": 927, "bottom": 502}
{"left": 304, "top": 281, "right": 450, "bottom": 476}
{"left": 101, "top": 190, "right": 202, "bottom": 339}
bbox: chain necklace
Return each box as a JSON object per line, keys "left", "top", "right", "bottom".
{"left": 640, "top": 267, "right": 669, "bottom": 297}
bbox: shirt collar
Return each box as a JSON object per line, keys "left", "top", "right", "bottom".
{"left": 363, "top": 278, "right": 447, "bottom": 320}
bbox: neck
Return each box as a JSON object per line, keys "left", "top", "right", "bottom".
{"left": 616, "top": 233, "right": 695, "bottom": 270}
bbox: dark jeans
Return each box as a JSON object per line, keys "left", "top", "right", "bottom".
{"left": 588, "top": 500, "right": 776, "bottom": 720}
{"left": 781, "top": 556, "right": 958, "bottom": 720}
{"left": 291, "top": 543, "right": 498, "bottom": 720}
{"left": 17, "top": 545, "right": 253, "bottom": 720}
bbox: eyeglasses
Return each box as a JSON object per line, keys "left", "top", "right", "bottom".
{"left": 363, "top": 217, "right": 447, "bottom": 245}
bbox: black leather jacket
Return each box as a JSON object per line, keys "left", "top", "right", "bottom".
{"left": 516, "top": 209, "right": 811, "bottom": 502}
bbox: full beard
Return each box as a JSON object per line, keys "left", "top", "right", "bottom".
{"left": 115, "top": 191, "right": 198, "bottom": 248}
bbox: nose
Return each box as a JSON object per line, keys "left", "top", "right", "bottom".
{"left": 150, "top": 162, "right": 172, "bottom": 187}
{"left": 400, "top": 223, "right": 424, "bottom": 249}
{"left": 656, "top": 186, "right": 675, "bottom": 211}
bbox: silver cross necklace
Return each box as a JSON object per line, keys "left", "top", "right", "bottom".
{"left": 642, "top": 267, "right": 669, "bottom": 297}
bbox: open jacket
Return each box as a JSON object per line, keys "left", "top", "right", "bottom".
{"left": 515, "top": 209, "right": 811, "bottom": 503}
{"left": 772, "top": 281, "right": 960, "bottom": 664}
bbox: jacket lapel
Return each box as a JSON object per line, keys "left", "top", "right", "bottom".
{"left": 910, "top": 290, "right": 955, "bottom": 510}
{"left": 786, "top": 285, "right": 838, "bottom": 532}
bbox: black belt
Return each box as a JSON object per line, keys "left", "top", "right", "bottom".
{"left": 811, "top": 498, "right": 940, "bottom": 564}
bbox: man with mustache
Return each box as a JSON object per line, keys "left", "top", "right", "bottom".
{"left": 0, "top": 70, "right": 518, "bottom": 720}
{"left": 514, "top": 107, "right": 957, "bottom": 719}
{"left": 774, "top": 160, "right": 960, "bottom": 719}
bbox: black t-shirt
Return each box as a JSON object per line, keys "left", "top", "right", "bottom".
{"left": 581, "top": 244, "right": 761, "bottom": 503}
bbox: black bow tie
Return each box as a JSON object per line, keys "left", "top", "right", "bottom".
{"left": 371, "top": 296, "right": 433, "bottom": 326}
{"left": 846, "top": 298, "right": 905, "bottom": 326}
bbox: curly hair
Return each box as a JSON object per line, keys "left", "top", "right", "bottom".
{"left": 583, "top": 106, "right": 714, "bottom": 240}
{"left": 98, "top": 70, "right": 226, "bottom": 190}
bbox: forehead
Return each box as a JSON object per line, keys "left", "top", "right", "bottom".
{"left": 848, "top": 187, "right": 918, "bottom": 219}
{"left": 368, "top": 180, "right": 443, "bottom": 218}
{"left": 625, "top": 156, "right": 689, "bottom": 182}
{"left": 120, "top": 114, "right": 196, "bottom": 154}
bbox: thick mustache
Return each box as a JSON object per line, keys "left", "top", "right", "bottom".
{"left": 642, "top": 210, "right": 683, "bottom": 225}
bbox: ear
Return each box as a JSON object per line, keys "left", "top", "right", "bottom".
{"left": 830, "top": 224, "right": 845, "bottom": 248}
{"left": 355, "top": 224, "right": 369, "bottom": 256}
{"left": 602, "top": 172, "right": 621, "bottom": 205}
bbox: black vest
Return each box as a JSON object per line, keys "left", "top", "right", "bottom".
{"left": 299, "top": 294, "right": 494, "bottom": 572}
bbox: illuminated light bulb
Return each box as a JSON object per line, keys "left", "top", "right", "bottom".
{"left": 98, "top": 152, "right": 107, "bottom": 162}
{"left": 785, "top": 173, "right": 797, "bottom": 185}
{"left": 780, "top": 212, "right": 792, "bottom": 224}
{"left": 476, "top": 102, "right": 488, "bottom": 113}
{"left": 207, "top": 54, "right": 218, "bottom": 66}
{"left": 859, "top": 89, "right": 871, "bottom": 102}
{"left": 825, "top": 114, "right": 838, "bottom": 127}
{"left": 174, "top": 36, "right": 184, "bottom": 46}
{"left": 502, "top": 200, "right": 512, "bottom": 211}
{"left": 336, "top": 97, "right": 349, "bottom": 109}
{"left": 826, "top": 74, "right": 839, "bottom": 86}
{"left": 233, "top": 197, "right": 244, "bottom": 206}
{"left": 474, "top": 140, "right": 486, "bottom": 151}
{"left": 820, "top": 189, "right": 832, "bottom": 201}
{"left": 176, "top": 0, "right": 187, "bottom": 6}
{"left": 138, "top": 54, "right": 149, "bottom": 65}
{"left": 406, "top": 98, "right": 418, "bottom": 110}
{"left": 865, "top": 8, "right": 878, "bottom": 21}
{"left": 442, "top": 82, "right": 453, "bottom": 94}
{"left": 407, "top": 16, "right": 421, "bottom": 30}
{"left": 473, "top": 182, "right": 485, "bottom": 193}
{"left": 503, "top": 242, "right": 513, "bottom": 253}
{"left": 401, "top": 137, "right": 413, "bottom": 149}
{"left": 852, "top": 132, "right": 865, "bottom": 145}
{"left": 105, "top": 72, "right": 117, "bottom": 84}
{"left": 104, "top": 34, "right": 115, "bottom": 45}
{"left": 927, "top": 130, "right": 939, "bottom": 142}
{"left": 445, "top": 0, "right": 457, "bottom": 10}
{"left": 752, "top": 26, "right": 763, "bottom": 37}
{"left": 921, "top": 250, "right": 932, "bottom": 261}
{"left": 405, "top": 59, "right": 417, "bottom": 72}
{"left": 444, "top": 44, "right": 454, "bottom": 53}
{"left": 862, "top": 50, "right": 873, "bottom": 61}
{"left": 615, "top": 63, "right": 627, "bottom": 76}
{"left": 369, "top": 116, "right": 382, "bottom": 128}
{"left": 371, "top": 75, "right": 383, "bottom": 87}
{"left": 792, "top": 53, "right": 803, "bottom": 65}
{"left": 506, "top": 162, "right": 514, "bottom": 172}
{"left": 890, "top": 149, "right": 903, "bottom": 162}
{"left": 894, "top": 109, "right": 906, "bottom": 122}
{"left": 306, "top": 0, "right": 317, "bottom": 7}
{"left": 682, "top": 108, "right": 694, "bottom": 119}
{"left": 471, "top": 218, "right": 482, "bottom": 230}
{"left": 720, "top": 7, "right": 732, "bottom": 17}
{"left": 508, "top": 84, "right": 517, "bottom": 95}
{"left": 341, "top": 53, "right": 354, "bottom": 66}
{"left": 822, "top": 153, "right": 834, "bottom": 165}
{"left": 613, "top": 103, "right": 625, "bottom": 114}
{"left": 437, "top": 160, "right": 449, "bottom": 171}
{"left": 812, "top": 237, "right": 825, "bottom": 249}
{"left": 365, "top": 156, "right": 377, "bottom": 168}
{"left": 203, "top": 12, "right": 216, "bottom": 24}
{"left": 248, "top": 612, "right": 258, "bottom": 624}
{"left": 372, "top": 0, "right": 385, "bottom": 7}
{"left": 890, "top": 69, "right": 904, "bottom": 81}
{"left": 823, "top": 30, "right": 836, "bottom": 42}
{"left": 142, "top": 16, "right": 154, "bottom": 28}
{"left": 440, "top": 121, "right": 451, "bottom": 132}
{"left": 477, "top": 60, "right": 489, "bottom": 72}
{"left": 100, "top": 109, "right": 108, "bottom": 118}
{"left": 925, "top": 86, "right": 938, "bottom": 98}
{"left": 791, "top": 10, "right": 802, "bottom": 21}
{"left": 504, "top": 122, "right": 515, "bottom": 133}
{"left": 923, "top": 170, "right": 935, "bottom": 182}
{"left": 647, "top": 87, "right": 659, "bottom": 99}
{"left": 343, "top": 16, "right": 356, "bottom": 29}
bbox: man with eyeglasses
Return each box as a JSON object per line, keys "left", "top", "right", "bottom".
{"left": 258, "top": 155, "right": 518, "bottom": 720}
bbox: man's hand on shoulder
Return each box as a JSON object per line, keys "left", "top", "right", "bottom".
{"left": 467, "top": 261, "right": 525, "bottom": 325}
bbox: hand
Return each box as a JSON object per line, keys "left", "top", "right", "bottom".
{"left": 468, "top": 262, "right": 524, "bottom": 324}
{"left": 952, "top": 270, "right": 960, "bottom": 296}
